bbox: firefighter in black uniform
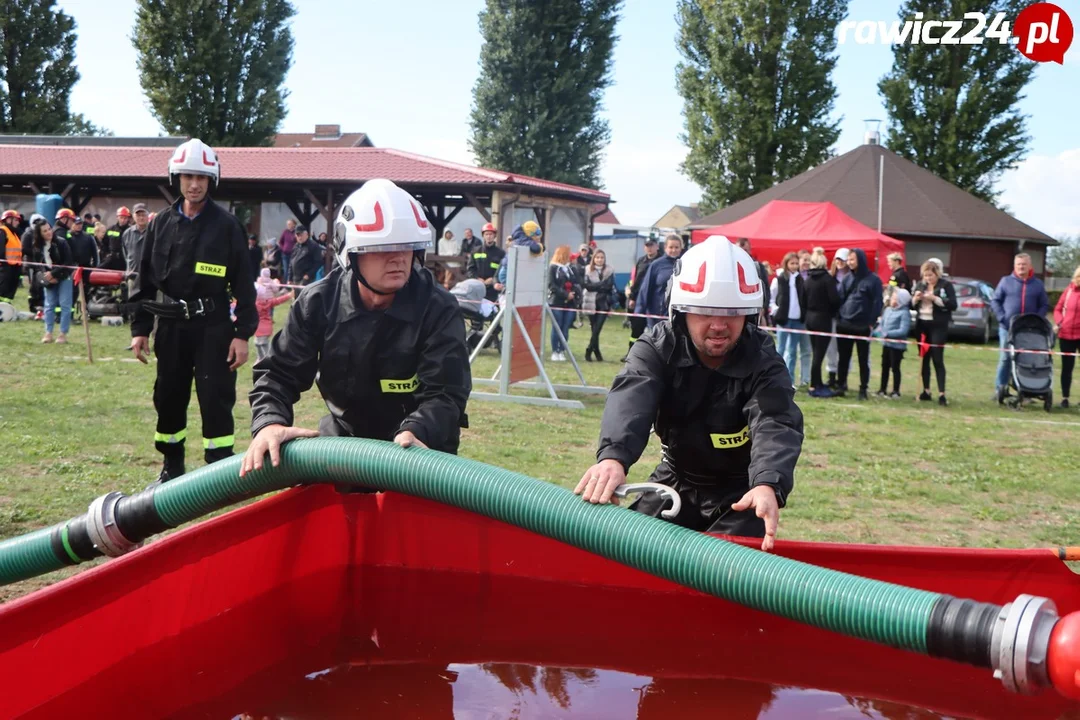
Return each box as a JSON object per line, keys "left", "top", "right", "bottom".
{"left": 465, "top": 222, "right": 505, "bottom": 302}
{"left": 623, "top": 236, "right": 659, "bottom": 361}
{"left": 240, "top": 178, "right": 471, "bottom": 477}
{"left": 575, "top": 236, "right": 803, "bottom": 551}
{"left": 129, "top": 138, "right": 257, "bottom": 484}
{"left": 103, "top": 207, "right": 132, "bottom": 271}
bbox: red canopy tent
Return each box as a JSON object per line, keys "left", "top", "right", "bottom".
{"left": 691, "top": 200, "right": 905, "bottom": 283}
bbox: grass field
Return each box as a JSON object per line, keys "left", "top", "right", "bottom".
{"left": 2, "top": 303, "right": 1079, "bottom": 601}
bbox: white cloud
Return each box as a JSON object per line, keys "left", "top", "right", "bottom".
{"left": 998, "top": 148, "right": 1080, "bottom": 239}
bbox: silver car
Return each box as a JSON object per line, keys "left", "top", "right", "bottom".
{"left": 909, "top": 276, "right": 999, "bottom": 344}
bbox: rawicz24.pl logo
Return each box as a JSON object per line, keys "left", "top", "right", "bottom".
{"left": 837, "top": 2, "right": 1074, "bottom": 64}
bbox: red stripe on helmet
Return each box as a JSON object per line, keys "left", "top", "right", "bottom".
{"left": 354, "top": 202, "right": 385, "bottom": 232}
{"left": 202, "top": 150, "right": 217, "bottom": 167}
{"left": 410, "top": 202, "right": 428, "bottom": 229}
{"left": 738, "top": 263, "right": 760, "bottom": 294}
{"left": 679, "top": 263, "right": 706, "bottom": 293}
{"left": 174, "top": 149, "right": 186, "bottom": 164}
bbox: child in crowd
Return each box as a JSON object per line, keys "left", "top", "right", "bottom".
{"left": 254, "top": 268, "right": 290, "bottom": 361}
{"left": 877, "top": 287, "right": 912, "bottom": 398}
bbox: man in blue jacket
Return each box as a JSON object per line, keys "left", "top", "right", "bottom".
{"left": 990, "top": 253, "right": 1049, "bottom": 396}
{"left": 634, "top": 234, "right": 683, "bottom": 328}
{"left": 835, "top": 248, "right": 883, "bottom": 400}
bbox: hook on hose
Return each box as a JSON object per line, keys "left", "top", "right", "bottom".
{"left": 612, "top": 483, "right": 682, "bottom": 519}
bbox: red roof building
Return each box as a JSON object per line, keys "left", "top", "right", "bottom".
{"left": 0, "top": 144, "right": 611, "bottom": 242}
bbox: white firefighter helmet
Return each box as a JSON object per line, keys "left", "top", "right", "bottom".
{"left": 0, "top": 301, "right": 16, "bottom": 323}
{"left": 332, "top": 179, "right": 433, "bottom": 268}
{"left": 668, "top": 235, "right": 763, "bottom": 321}
{"left": 168, "top": 138, "right": 221, "bottom": 188}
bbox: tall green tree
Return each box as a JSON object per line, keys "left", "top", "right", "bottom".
{"left": 132, "top": 0, "right": 295, "bottom": 147}
{"left": 468, "top": 0, "right": 621, "bottom": 190}
{"left": 0, "top": 1, "right": 109, "bottom": 135}
{"left": 878, "top": 0, "right": 1035, "bottom": 205}
{"left": 1048, "top": 235, "right": 1080, "bottom": 278}
{"left": 676, "top": 0, "right": 846, "bottom": 212}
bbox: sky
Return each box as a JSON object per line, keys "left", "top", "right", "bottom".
{"left": 61, "top": 0, "right": 1080, "bottom": 236}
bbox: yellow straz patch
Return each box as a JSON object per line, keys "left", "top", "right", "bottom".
{"left": 380, "top": 375, "right": 419, "bottom": 393}
{"left": 194, "top": 262, "right": 226, "bottom": 277}
{"left": 710, "top": 426, "right": 749, "bottom": 449}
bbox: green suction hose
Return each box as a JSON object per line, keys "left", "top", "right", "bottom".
{"left": 0, "top": 438, "right": 1022, "bottom": 679}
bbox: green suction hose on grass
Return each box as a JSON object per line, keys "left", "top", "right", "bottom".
{"left": 0, "top": 437, "right": 1002, "bottom": 671}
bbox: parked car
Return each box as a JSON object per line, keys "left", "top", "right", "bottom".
{"left": 909, "top": 276, "right": 998, "bottom": 344}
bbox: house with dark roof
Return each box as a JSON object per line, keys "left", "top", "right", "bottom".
{"left": 690, "top": 139, "right": 1057, "bottom": 283}
{"left": 272, "top": 124, "right": 373, "bottom": 149}
{"left": 653, "top": 204, "right": 703, "bottom": 232}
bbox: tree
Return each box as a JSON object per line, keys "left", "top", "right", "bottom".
{"left": 468, "top": 0, "right": 621, "bottom": 190}
{"left": 1048, "top": 235, "right": 1080, "bottom": 278}
{"left": 67, "top": 114, "right": 113, "bottom": 137}
{"left": 676, "top": 0, "right": 846, "bottom": 212}
{"left": 878, "top": 0, "right": 1035, "bottom": 205}
{"left": 0, "top": 1, "right": 107, "bottom": 135}
{"left": 132, "top": 0, "right": 295, "bottom": 147}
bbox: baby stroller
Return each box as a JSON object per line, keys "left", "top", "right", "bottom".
{"left": 997, "top": 313, "right": 1055, "bottom": 412}
{"left": 450, "top": 278, "right": 501, "bottom": 353}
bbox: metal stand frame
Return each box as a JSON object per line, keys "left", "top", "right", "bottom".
{"left": 468, "top": 248, "right": 607, "bottom": 410}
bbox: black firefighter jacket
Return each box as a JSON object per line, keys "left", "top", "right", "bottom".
{"left": 249, "top": 263, "right": 472, "bottom": 454}
{"left": 129, "top": 200, "right": 258, "bottom": 339}
{"left": 596, "top": 321, "right": 803, "bottom": 506}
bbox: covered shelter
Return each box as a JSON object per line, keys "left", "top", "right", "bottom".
{"left": 690, "top": 142, "right": 1056, "bottom": 283}
{"left": 0, "top": 144, "right": 611, "bottom": 259}
{"left": 691, "top": 200, "right": 905, "bottom": 283}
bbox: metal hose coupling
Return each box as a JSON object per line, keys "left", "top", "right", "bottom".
{"left": 991, "top": 594, "right": 1059, "bottom": 694}
{"left": 86, "top": 492, "right": 142, "bottom": 558}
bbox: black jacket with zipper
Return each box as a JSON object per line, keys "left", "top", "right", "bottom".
{"left": 629, "top": 253, "right": 656, "bottom": 303}
{"left": 911, "top": 277, "right": 958, "bottom": 328}
{"left": 596, "top": 320, "right": 803, "bottom": 507}
{"left": 803, "top": 268, "right": 841, "bottom": 332}
{"left": 466, "top": 244, "right": 505, "bottom": 282}
{"left": 129, "top": 199, "right": 257, "bottom": 339}
{"left": 772, "top": 271, "right": 806, "bottom": 325}
{"left": 548, "top": 263, "right": 579, "bottom": 309}
{"left": 249, "top": 263, "right": 472, "bottom": 454}
{"left": 102, "top": 222, "right": 129, "bottom": 271}
{"left": 290, "top": 240, "right": 324, "bottom": 284}
{"left": 31, "top": 237, "right": 74, "bottom": 282}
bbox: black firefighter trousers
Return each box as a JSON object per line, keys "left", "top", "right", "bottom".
{"left": 152, "top": 317, "right": 237, "bottom": 473}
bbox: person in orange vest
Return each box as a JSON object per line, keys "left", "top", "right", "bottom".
{"left": 0, "top": 210, "right": 23, "bottom": 304}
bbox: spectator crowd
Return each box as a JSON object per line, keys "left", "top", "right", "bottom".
{"left": 4, "top": 207, "right": 1079, "bottom": 410}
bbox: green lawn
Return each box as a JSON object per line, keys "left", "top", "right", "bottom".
{"left": 2, "top": 305, "right": 1078, "bottom": 601}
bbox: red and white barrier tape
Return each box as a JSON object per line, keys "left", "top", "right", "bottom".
{"left": 451, "top": 295, "right": 1075, "bottom": 358}
{"left": 7, "top": 258, "right": 1072, "bottom": 359}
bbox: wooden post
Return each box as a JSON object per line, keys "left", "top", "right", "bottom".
{"left": 324, "top": 187, "right": 335, "bottom": 275}
{"left": 491, "top": 190, "right": 502, "bottom": 244}
{"left": 77, "top": 272, "right": 93, "bottom": 364}
{"left": 463, "top": 192, "right": 492, "bottom": 222}
{"left": 541, "top": 206, "right": 554, "bottom": 358}
{"left": 544, "top": 207, "right": 554, "bottom": 250}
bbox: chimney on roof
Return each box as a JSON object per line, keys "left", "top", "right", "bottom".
{"left": 314, "top": 124, "right": 342, "bottom": 139}
{"left": 863, "top": 118, "right": 882, "bottom": 146}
